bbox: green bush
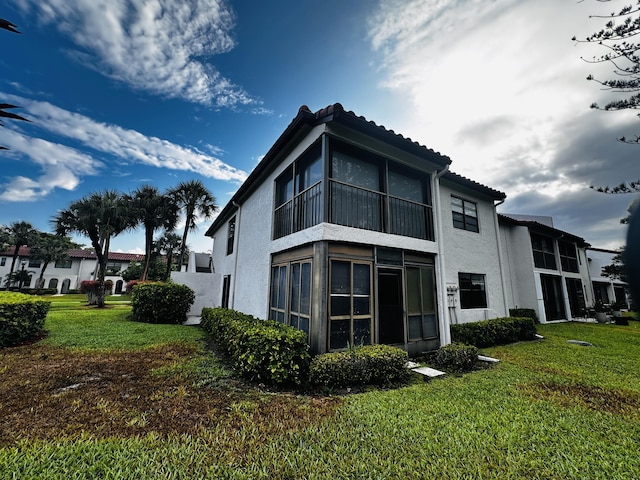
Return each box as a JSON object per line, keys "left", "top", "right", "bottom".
{"left": 309, "top": 344, "right": 409, "bottom": 388}
{"left": 0, "top": 291, "right": 51, "bottom": 347}
{"left": 509, "top": 308, "right": 539, "bottom": 324}
{"left": 451, "top": 316, "right": 537, "bottom": 348}
{"left": 131, "top": 282, "right": 195, "bottom": 324}
{"left": 200, "top": 307, "right": 310, "bottom": 385}
{"left": 432, "top": 342, "right": 478, "bottom": 373}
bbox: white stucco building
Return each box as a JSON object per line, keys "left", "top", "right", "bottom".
{"left": 205, "top": 104, "right": 511, "bottom": 354}
{"left": 0, "top": 247, "right": 145, "bottom": 294}
{"left": 587, "top": 247, "right": 629, "bottom": 308}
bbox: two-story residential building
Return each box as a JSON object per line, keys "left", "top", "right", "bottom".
{"left": 587, "top": 247, "right": 629, "bottom": 308}
{"left": 498, "top": 214, "right": 593, "bottom": 323}
{"left": 205, "top": 104, "right": 510, "bottom": 354}
{"left": 0, "top": 247, "right": 145, "bottom": 294}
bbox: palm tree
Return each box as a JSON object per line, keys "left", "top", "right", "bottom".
{"left": 168, "top": 180, "right": 218, "bottom": 268}
{"left": 53, "top": 190, "right": 133, "bottom": 307}
{"left": 29, "top": 232, "right": 79, "bottom": 288}
{"left": 128, "top": 185, "right": 178, "bottom": 281}
{"left": 155, "top": 231, "right": 182, "bottom": 280}
{"left": 7, "top": 221, "right": 37, "bottom": 276}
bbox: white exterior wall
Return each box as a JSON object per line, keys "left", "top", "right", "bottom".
{"left": 499, "top": 224, "right": 538, "bottom": 311}
{"left": 439, "top": 184, "right": 507, "bottom": 324}
{"left": 587, "top": 248, "right": 627, "bottom": 305}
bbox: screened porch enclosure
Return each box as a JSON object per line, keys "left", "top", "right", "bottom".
{"left": 273, "top": 137, "right": 435, "bottom": 242}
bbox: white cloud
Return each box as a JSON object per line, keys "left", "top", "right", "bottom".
{"left": 368, "top": 0, "right": 637, "bottom": 247}
{"left": 3, "top": 93, "right": 248, "bottom": 182}
{"left": 13, "top": 0, "right": 257, "bottom": 108}
{"left": 0, "top": 93, "right": 248, "bottom": 201}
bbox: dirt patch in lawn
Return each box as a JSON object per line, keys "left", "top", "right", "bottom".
{"left": 0, "top": 343, "right": 342, "bottom": 446}
{"left": 518, "top": 381, "right": 640, "bottom": 416}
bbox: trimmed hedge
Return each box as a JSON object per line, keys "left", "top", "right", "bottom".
{"left": 432, "top": 342, "right": 478, "bottom": 373}
{"left": 509, "top": 308, "right": 539, "bottom": 324}
{"left": 451, "top": 317, "right": 537, "bottom": 348}
{"left": 309, "top": 344, "right": 409, "bottom": 388}
{"left": 131, "top": 282, "right": 195, "bottom": 324}
{"left": 200, "top": 307, "right": 310, "bottom": 385}
{"left": 0, "top": 291, "right": 51, "bottom": 347}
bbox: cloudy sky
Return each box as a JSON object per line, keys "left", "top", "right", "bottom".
{"left": 0, "top": 0, "right": 636, "bottom": 253}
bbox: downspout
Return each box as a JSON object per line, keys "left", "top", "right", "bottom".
{"left": 492, "top": 199, "right": 510, "bottom": 317}
{"left": 231, "top": 201, "right": 241, "bottom": 309}
{"left": 434, "top": 165, "right": 451, "bottom": 346}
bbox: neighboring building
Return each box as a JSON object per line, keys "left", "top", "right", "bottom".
{"left": 205, "top": 104, "right": 510, "bottom": 354}
{"left": 498, "top": 214, "right": 593, "bottom": 323}
{"left": 0, "top": 247, "right": 145, "bottom": 294}
{"left": 587, "top": 247, "right": 629, "bottom": 308}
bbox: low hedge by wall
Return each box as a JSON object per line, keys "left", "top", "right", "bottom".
{"left": 0, "top": 291, "right": 51, "bottom": 347}
{"left": 200, "top": 307, "right": 310, "bottom": 386}
{"left": 451, "top": 316, "right": 537, "bottom": 348}
{"left": 131, "top": 282, "right": 195, "bottom": 324}
{"left": 509, "top": 308, "right": 539, "bottom": 324}
{"left": 309, "top": 344, "right": 409, "bottom": 388}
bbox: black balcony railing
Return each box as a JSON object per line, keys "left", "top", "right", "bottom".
{"left": 275, "top": 180, "right": 434, "bottom": 241}
{"left": 274, "top": 183, "right": 322, "bottom": 239}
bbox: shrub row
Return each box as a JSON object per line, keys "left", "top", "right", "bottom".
{"left": 0, "top": 291, "right": 51, "bottom": 347}
{"left": 451, "top": 316, "right": 537, "bottom": 348}
{"left": 309, "top": 344, "right": 408, "bottom": 388}
{"left": 432, "top": 342, "right": 479, "bottom": 373}
{"left": 509, "top": 308, "right": 539, "bottom": 324}
{"left": 131, "top": 283, "right": 195, "bottom": 324}
{"left": 200, "top": 307, "right": 310, "bottom": 385}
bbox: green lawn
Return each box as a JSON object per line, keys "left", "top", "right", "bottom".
{"left": 2, "top": 300, "right": 640, "bottom": 479}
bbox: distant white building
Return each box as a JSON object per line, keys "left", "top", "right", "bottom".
{"left": 587, "top": 247, "right": 629, "bottom": 308}
{"left": 0, "top": 247, "right": 145, "bottom": 294}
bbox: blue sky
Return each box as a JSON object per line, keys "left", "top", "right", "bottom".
{"left": 0, "top": 0, "right": 636, "bottom": 254}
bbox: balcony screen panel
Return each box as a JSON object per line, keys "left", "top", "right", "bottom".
{"left": 332, "top": 151, "right": 381, "bottom": 191}
{"left": 388, "top": 169, "right": 424, "bottom": 203}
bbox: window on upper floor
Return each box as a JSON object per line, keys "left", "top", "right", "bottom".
{"left": 531, "top": 233, "right": 557, "bottom": 270}
{"left": 227, "top": 216, "right": 236, "bottom": 255}
{"left": 54, "top": 258, "right": 72, "bottom": 268}
{"left": 0, "top": 257, "right": 5, "bottom": 266}
{"left": 28, "top": 259, "right": 41, "bottom": 268}
{"left": 458, "top": 272, "right": 487, "bottom": 309}
{"left": 558, "top": 240, "right": 579, "bottom": 273}
{"left": 105, "top": 262, "right": 121, "bottom": 275}
{"left": 451, "top": 196, "right": 479, "bottom": 233}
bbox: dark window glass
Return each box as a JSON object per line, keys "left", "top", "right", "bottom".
{"left": 221, "top": 275, "right": 231, "bottom": 309}
{"left": 531, "top": 234, "right": 557, "bottom": 270}
{"left": 451, "top": 196, "right": 479, "bottom": 233}
{"left": 330, "top": 319, "right": 350, "bottom": 350}
{"left": 458, "top": 273, "right": 487, "bottom": 309}
{"left": 227, "top": 216, "right": 236, "bottom": 255}
{"left": 55, "top": 258, "right": 72, "bottom": 268}
{"left": 388, "top": 169, "right": 424, "bottom": 203}
{"left": 558, "top": 241, "right": 579, "bottom": 273}
{"left": 332, "top": 151, "right": 381, "bottom": 191}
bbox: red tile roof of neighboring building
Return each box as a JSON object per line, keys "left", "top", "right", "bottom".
{"left": 0, "top": 247, "right": 146, "bottom": 262}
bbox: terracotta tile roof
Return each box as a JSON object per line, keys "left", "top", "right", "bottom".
{"left": 498, "top": 213, "right": 589, "bottom": 247}
{"left": 442, "top": 171, "right": 506, "bottom": 200}
{"left": 0, "top": 247, "right": 145, "bottom": 262}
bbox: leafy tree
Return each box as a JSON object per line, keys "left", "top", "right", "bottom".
{"left": 3, "top": 267, "right": 35, "bottom": 289}
{"left": 53, "top": 190, "right": 134, "bottom": 307}
{"left": 602, "top": 248, "right": 627, "bottom": 282}
{"left": 574, "top": 1, "right": 640, "bottom": 193}
{"left": 120, "top": 260, "right": 167, "bottom": 282}
{"left": 155, "top": 231, "right": 182, "bottom": 280}
{"left": 29, "top": 232, "right": 79, "bottom": 288}
{"left": 168, "top": 180, "right": 217, "bottom": 267}
{"left": 127, "top": 185, "right": 178, "bottom": 281}
{"left": 6, "top": 221, "right": 37, "bottom": 276}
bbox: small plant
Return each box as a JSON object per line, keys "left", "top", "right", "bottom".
{"left": 432, "top": 342, "right": 478, "bottom": 373}
{"left": 309, "top": 344, "right": 408, "bottom": 388}
{"left": 451, "top": 317, "right": 537, "bottom": 348}
{"left": 130, "top": 282, "right": 195, "bottom": 324}
{"left": 0, "top": 291, "right": 51, "bottom": 347}
{"left": 509, "top": 308, "right": 539, "bottom": 324}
